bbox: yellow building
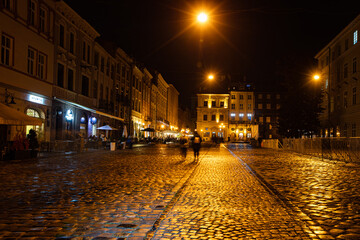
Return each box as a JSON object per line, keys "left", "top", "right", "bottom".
{"left": 196, "top": 94, "right": 229, "bottom": 142}
{"left": 228, "top": 90, "right": 258, "bottom": 141}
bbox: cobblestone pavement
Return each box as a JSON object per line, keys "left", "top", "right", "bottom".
{"left": 227, "top": 143, "right": 360, "bottom": 240}
{"left": 152, "top": 145, "right": 315, "bottom": 239}
{"left": 0, "top": 146, "right": 197, "bottom": 239}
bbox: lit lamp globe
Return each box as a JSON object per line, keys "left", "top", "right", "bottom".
{"left": 197, "top": 12, "right": 208, "bottom": 23}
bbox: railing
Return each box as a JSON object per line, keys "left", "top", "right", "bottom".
{"left": 282, "top": 138, "right": 360, "bottom": 163}
{"left": 261, "top": 139, "right": 281, "bottom": 149}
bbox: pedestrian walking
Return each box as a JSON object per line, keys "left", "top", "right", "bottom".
{"left": 179, "top": 136, "right": 188, "bottom": 159}
{"left": 191, "top": 132, "right": 202, "bottom": 160}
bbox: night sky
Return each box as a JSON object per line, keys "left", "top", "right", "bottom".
{"left": 65, "top": 0, "right": 360, "bottom": 106}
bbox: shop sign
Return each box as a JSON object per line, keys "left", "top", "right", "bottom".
{"left": 28, "top": 95, "right": 44, "bottom": 104}
{"left": 65, "top": 109, "right": 74, "bottom": 121}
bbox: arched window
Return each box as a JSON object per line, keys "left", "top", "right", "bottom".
{"left": 26, "top": 108, "right": 41, "bottom": 118}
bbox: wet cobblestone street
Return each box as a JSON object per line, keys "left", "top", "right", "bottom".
{"left": 228, "top": 144, "right": 360, "bottom": 240}
{"left": 152, "top": 146, "right": 314, "bottom": 239}
{"left": 0, "top": 143, "right": 359, "bottom": 239}
{"left": 0, "top": 146, "right": 196, "bottom": 239}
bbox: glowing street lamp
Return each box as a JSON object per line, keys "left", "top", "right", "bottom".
{"left": 208, "top": 74, "right": 214, "bottom": 81}
{"left": 313, "top": 74, "right": 320, "bottom": 81}
{"left": 197, "top": 12, "right": 208, "bottom": 23}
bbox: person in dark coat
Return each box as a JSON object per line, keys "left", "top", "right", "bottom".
{"left": 191, "top": 132, "right": 202, "bottom": 159}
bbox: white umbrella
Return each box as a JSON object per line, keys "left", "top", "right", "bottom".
{"left": 97, "top": 125, "right": 118, "bottom": 130}
{"left": 97, "top": 125, "right": 118, "bottom": 138}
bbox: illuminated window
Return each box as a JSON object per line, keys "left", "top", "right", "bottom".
{"left": 266, "top": 104, "right": 271, "bottom": 109}
{"left": 258, "top": 94, "right": 262, "bottom": 99}
{"left": 266, "top": 117, "right": 271, "bottom": 123}
{"left": 26, "top": 108, "right": 40, "bottom": 118}
{"left": 354, "top": 30, "right": 358, "bottom": 45}
{"left": 258, "top": 104, "right": 262, "bottom": 109}
{"left": 247, "top": 113, "right": 252, "bottom": 121}
{"left": 259, "top": 117, "right": 263, "bottom": 122}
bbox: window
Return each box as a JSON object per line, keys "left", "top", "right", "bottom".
{"left": 100, "top": 57, "right": 104, "bottom": 72}
{"left": 231, "top": 95, "right": 235, "bottom": 99}
{"left": 266, "top": 117, "right": 271, "bottom": 123}
{"left": 67, "top": 69, "right": 74, "bottom": 91}
{"left": 2, "top": 0, "right": 12, "bottom": 11}
{"left": 247, "top": 104, "right": 251, "bottom": 109}
{"left": 353, "top": 58, "right": 357, "bottom": 73}
{"left": 219, "top": 114, "right": 224, "bottom": 121}
{"left": 82, "top": 42, "right": 86, "bottom": 61}
{"left": 276, "top": 94, "right": 280, "bottom": 99}
{"left": 93, "top": 80, "right": 98, "bottom": 98}
{"left": 352, "top": 123, "right": 356, "bottom": 137}
{"left": 247, "top": 113, "right": 252, "bottom": 121}
{"left": 211, "top": 114, "right": 216, "bottom": 121}
{"left": 57, "top": 63, "right": 64, "bottom": 87}
{"left": 344, "top": 91, "right": 348, "bottom": 108}
{"left": 266, "top": 94, "right": 271, "bottom": 99}
{"left": 82, "top": 76, "right": 89, "bottom": 96}
{"left": 239, "top": 95, "right": 243, "bottom": 100}
{"left": 1, "top": 34, "right": 13, "bottom": 66}
{"left": 28, "top": 0, "right": 36, "bottom": 26}
{"left": 345, "top": 39, "right": 349, "bottom": 51}
{"left": 204, "top": 100, "right": 208, "bottom": 107}
{"left": 344, "top": 63, "right": 348, "bottom": 78}
{"left": 239, "top": 103, "right": 243, "bottom": 109}
{"left": 69, "top": 32, "right": 75, "bottom": 54}
{"left": 258, "top": 94, "right": 262, "bottom": 99}
{"left": 106, "top": 59, "right": 110, "bottom": 76}
{"left": 27, "top": 48, "right": 36, "bottom": 75}
{"left": 231, "top": 104, "right": 235, "bottom": 109}
{"left": 212, "top": 100, "right": 216, "bottom": 107}
{"left": 38, "top": 53, "right": 46, "bottom": 79}
{"left": 247, "top": 95, "right": 252, "bottom": 100}
{"left": 354, "top": 30, "right": 358, "bottom": 45}
{"left": 87, "top": 45, "right": 91, "bottom": 64}
{"left": 258, "top": 104, "right": 262, "bottom": 109}
{"left": 276, "top": 104, "right": 280, "bottom": 110}
{"left": 266, "top": 104, "right": 271, "bottom": 109}
{"left": 39, "top": 8, "right": 47, "bottom": 33}
{"left": 121, "top": 66, "right": 126, "bottom": 77}
{"left": 220, "top": 101, "right": 224, "bottom": 107}
{"left": 59, "top": 24, "right": 65, "bottom": 48}
{"left": 203, "top": 114, "right": 207, "bottom": 121}
{"left": 353, "top": 87, "right": 356, "bottom": 105}
{"left": 259, "top": 117, "right": 263, "bottom": 123}
{"left": 94, "top": 52, "right": 99, "bottom": 68}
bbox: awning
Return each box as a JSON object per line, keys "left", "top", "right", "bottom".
{"left": 0, "top": 103, "right": 43, "bottom": 125}
{"left": 54, "top": 97, "right": 124, "bottom": 122}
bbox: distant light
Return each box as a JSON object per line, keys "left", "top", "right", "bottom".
{"left": 208, "top": 74, "right": 214, "bottom": 80}
{"left": 197, "top": 12, "right": 208, "bottom": 23}
{"left": 313, "top": 74, "right": 320, "bottom": 80}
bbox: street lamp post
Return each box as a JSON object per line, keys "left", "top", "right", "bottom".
{"left": 313, "top": 74, "right": 331, "bottom": 137}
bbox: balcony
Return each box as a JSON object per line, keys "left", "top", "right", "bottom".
{"left": 53, "top": 86, "right": 96, "bottom": 109}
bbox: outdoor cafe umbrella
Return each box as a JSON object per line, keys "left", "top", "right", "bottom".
{"left": 97, "top": 125, "right": 118, "bottom": 138}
